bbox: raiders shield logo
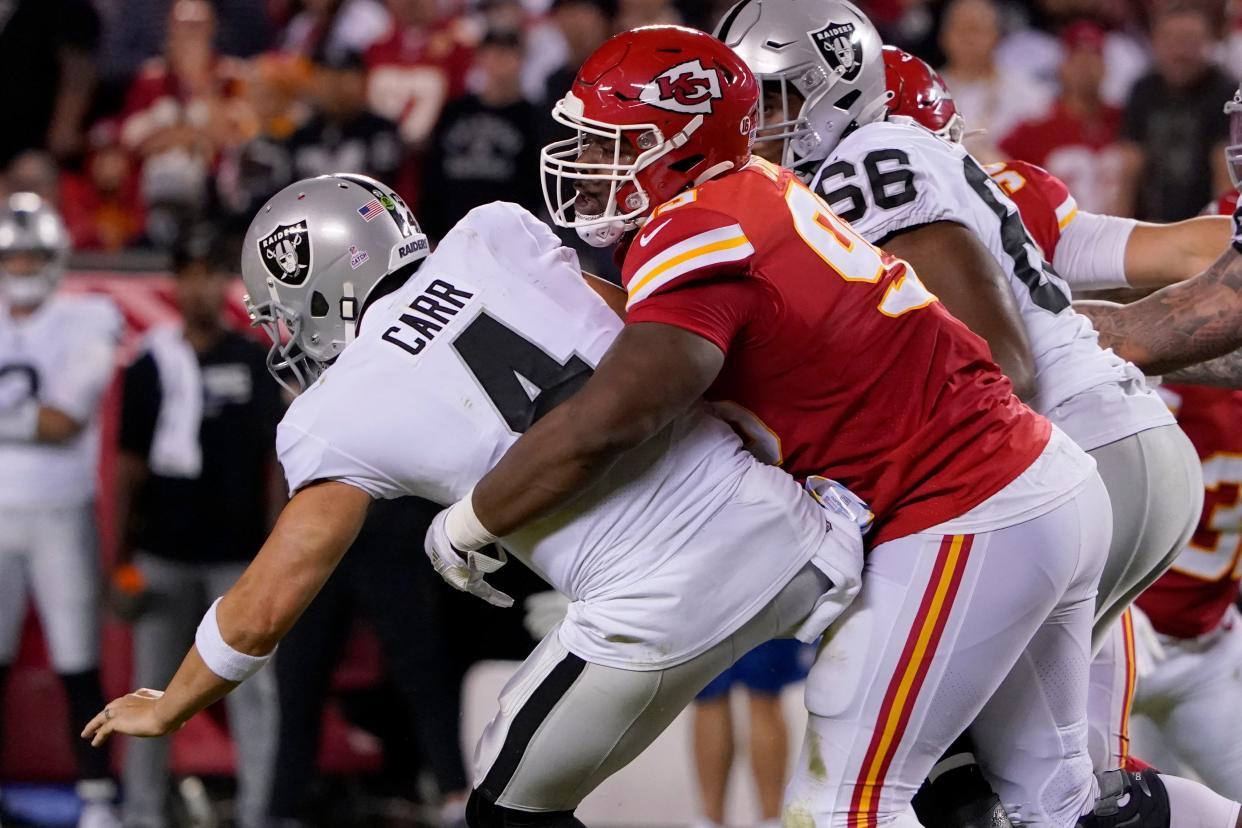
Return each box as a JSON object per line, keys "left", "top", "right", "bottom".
{"left": 810, "top": 21, "right": 864, "bottom": 82}
{"left": 258, "top": 220, "right": 311, "bottom": 286}
{"left": 639, "top": 59, "right": 723, "bottom": 115}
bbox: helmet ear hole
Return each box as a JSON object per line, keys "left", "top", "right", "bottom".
{"left": 310, "top": 291, "right": 330, "bottom": 318}
{"left": 669, "top": 154, "right": 705, "bottom": 173}
{"left": 835, "top": 90, "right": 862, "bottom": 111}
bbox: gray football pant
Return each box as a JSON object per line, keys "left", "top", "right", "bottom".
{"left": 471, "top": 563, "right": 830, "bottom": 813}
{"left": 122, "top": 554, "right": 278, "bottom": 828}
{"left": 1088, "top": 424, "right": 1202, "bottom": 651}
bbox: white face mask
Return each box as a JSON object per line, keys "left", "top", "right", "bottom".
{"left": 0, "top": 273, "right": 55, "bottom": 308}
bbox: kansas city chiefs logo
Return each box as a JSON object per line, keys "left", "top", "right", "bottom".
{"left": 810, "top": 21, "right": 864, "bottom": 82}
{"left": 258, "top": 220, "right": 311, "bottom": 286}
{"left": 639, "top": 60, "right": 723, "bottom": 114}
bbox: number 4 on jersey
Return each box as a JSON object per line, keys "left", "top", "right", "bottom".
{"left": 453, "top": 313, "right": 594, "bottom": 433}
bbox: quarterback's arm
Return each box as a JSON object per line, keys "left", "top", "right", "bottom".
{"left": 1074, "top": 246, "right": 1242, "bottom": 376}
{"left": 881, "top": 221, "right": 1037, "bottom": 400}
{"left": 0, "top": 400, "right": 91, "bottom": 444}
{"left": 1163, "top": 348, "right": 1242, "bottom": 389}
{"left": 83, "top": 481, "right": 371, "bottom": 745}
{"left": 468, "top": 322, "right": 724, "bottom": 537}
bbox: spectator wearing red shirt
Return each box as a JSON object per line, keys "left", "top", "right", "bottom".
{"left": 1000, "top": 21, "right": 1125, "bottom": 215}
{"left": 365, "top": 0, "right": 474, "bottom": 148}
{"left": 118, "top": 0, "right": 251, "bottom": 245}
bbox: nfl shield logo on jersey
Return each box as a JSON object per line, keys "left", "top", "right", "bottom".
{"left": 258, "top": 220, "right": 312, "bottom": 286}
{"left": 811, "top": 21, "right": 863, "bottom": 82}
{"left": 639, "top": 59, "right": 723, "bottom": 115}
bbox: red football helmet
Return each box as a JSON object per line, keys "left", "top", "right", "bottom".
{"left": 882, "top": 45, "right": 965, "bottom": 143}
{"left": 541, "top": 25, "right": 759, "bottom": 247}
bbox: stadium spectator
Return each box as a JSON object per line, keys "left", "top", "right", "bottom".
{"left": 366, "top": 0, "right": 475, "bottom": 147}
{"left": 999, "top": 21, "right": 1125, "bottom": 214}
{"left": 691, "top": 641, "right": 809, "bottom": 828}
{"left": 268, "top": 48, "right": 403, "bottom": 185}
{"left": 3, "top": 152, "right": 62, "bottom": 206}
{"left": 616, "top": 0, "right": 682, "bottom": 30}
{"left": 422, "top": 27, "right": 542, "bottom": 240}
{"left": 1118, "top": 2, "right": 1234, "bottom": 222}
{"left": 112, "top": 230, "right": 281, "bottom": 828}
{"left": 541, "top": 0, "right": 616, "bottom": 109}
{"left": 118, "top": 0, "right": 251, "bottom": 245}
{"left": 280, "top": 0, "right": 391, "bottom": 61}
{"left": 59, "top": 128, "right": 148, "bottom": 251}
{"left": 0, "top": 194, "right": 122, "bottom": 828}
{"left": 938, "top": 0, "right": 1053, "bottom": 160}
{"left": 0, "top": 0, "right": 101, "bottom": 166}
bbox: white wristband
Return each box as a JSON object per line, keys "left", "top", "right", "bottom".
{"left": 194, "top": 598, "right": 274, "bottom": 682}
{"left": 444, "top": 490, "right": 499, "bottom": 552}
{"left": 0, "top": 400, "right": 39, "bottom": 442}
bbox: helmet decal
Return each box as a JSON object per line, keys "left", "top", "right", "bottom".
{"left": 640, "top": 59, "right": 724, "bottom": 114}
{"left": 811, "top": 21, "right": 863, "bottom": 82}
{"left": 258, "top": 220, "right": 311, "bottom": 285}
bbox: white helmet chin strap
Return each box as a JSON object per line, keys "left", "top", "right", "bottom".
{"left": 576, "top": 218, "right": 628, "bottom": 248}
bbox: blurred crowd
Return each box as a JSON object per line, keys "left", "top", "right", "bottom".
{"left": 0, "top": 0, "right": 1239, "bottom": 264}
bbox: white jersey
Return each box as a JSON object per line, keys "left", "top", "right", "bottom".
{"left": 0, "top": 294, "right": 122, "bottom": 508}
{"left": 810, "top": 121, "right": 1174, "bottom": 451}
{"left": 277, "top": 203, "right": 837, "bottom": 670}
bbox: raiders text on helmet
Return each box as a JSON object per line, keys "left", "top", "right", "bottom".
{"left": 716, "top": 0, "right": 888, "bottom": 167}
{"left": 540, "top": 25, "right": 759, "bottom": 247}
{"left": 241, "top": 174, "right": 429, "bottom": 393}
{"left": 0, "top": 193, "right": 70, "bottom": 309}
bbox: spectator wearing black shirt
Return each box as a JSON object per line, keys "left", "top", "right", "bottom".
{"left": 225, "top": 48, "right": 402, "bottom": 219}
{"left": 420, "top": 28, "right": 542, "bottom": 241}
{"left": 113, "top": 233, "right": 281, "bottom": 828}
{"left": 282, "top": 47, "right": 403, "bottom": 183}
{"left": 0, "top": 0, "right": 100, "bottom": 165}
{"left": 1118, "top": 3, "right": 1235, "bottom": 222}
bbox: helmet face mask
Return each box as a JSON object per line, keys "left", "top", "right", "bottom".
{"left": 1226, "top": 89, "right": 1242, "bottom": 189}
{"left": 0, "top": 193, "right": 69, "bottom": 309}
{"left": 540, "top": 26, "right": 759, "bottom": 248}
{"left": 241, "top": 174, "right": 429, "bottom": 394}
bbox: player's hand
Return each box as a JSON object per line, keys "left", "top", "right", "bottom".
{"left": 424, "top": 510, "right": 514, "bottom": 608}
{"left": 81, "top": 689, "right": 179, "bottom": 747}
{"left": 523, "top": 590, "right": 569, "bottom": 640}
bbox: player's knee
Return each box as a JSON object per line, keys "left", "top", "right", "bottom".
{"left": 1078, "top": 769, "right": 1170, "bottom": 828}
{"left": 467, "top": 788, "right": 585, "bottom": 828}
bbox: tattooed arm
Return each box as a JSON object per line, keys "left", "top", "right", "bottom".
{"left": 1162, "top": 349, "right": 1242, "bottom": 388}
{"left": 1074, "top": 243, "right": 1242, "bottom": 377}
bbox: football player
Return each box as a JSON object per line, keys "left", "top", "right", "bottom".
{"left": 82, "top": 174, "right": 870, "bottom": 827}
{"left": 881, "top": 46, "right": 1230, "bottom": 303}
{"left": 1071, "top": 89, "right": 1242, "bottom": 386}
{"left": 0, "top": 194, "right": 123, "bottom": 827}
{"left": 881, "top": 45, "right": 1241, "bottom": 780}
{"left": 718, "top": 0, "right": 1201, "bottom": 659}
{"left": 1131, "top": 381, "right": 1242, "bottom": 801}
{"left": 454, "top": 24, "right": 1124, "bottom": 828}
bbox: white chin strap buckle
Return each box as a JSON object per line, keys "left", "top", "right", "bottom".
{"left": 576, "top": 220, "right": 627, "bottom": 248}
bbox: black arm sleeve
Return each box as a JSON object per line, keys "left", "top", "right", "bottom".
{"left": 118, "top": 353, "right": 161, "bottom": 458}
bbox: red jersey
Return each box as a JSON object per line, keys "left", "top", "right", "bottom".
{"left": 984, "top": 160, "right": 1078, "bottom": 261}
{"left": 365, "top": 19, "right": 474, "bottom": 145}
{"left": 1136, "top": 384, "right": 1242, "bottom": 638}
{"left": 998, "top": 101, "right": 1123, "bottom": 214}
{"left": 621, "top": 160, "right": 1050, "bottom": 545}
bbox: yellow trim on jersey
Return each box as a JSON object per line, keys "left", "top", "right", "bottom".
{"left": 1057, "top": 206, "right": 1079, "bottom": 230}
{"left": 654, "top": 189, "right": 698, "bottom": 217}
{"left": 630, "top": 227, "right": 745, "bottom": 301}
